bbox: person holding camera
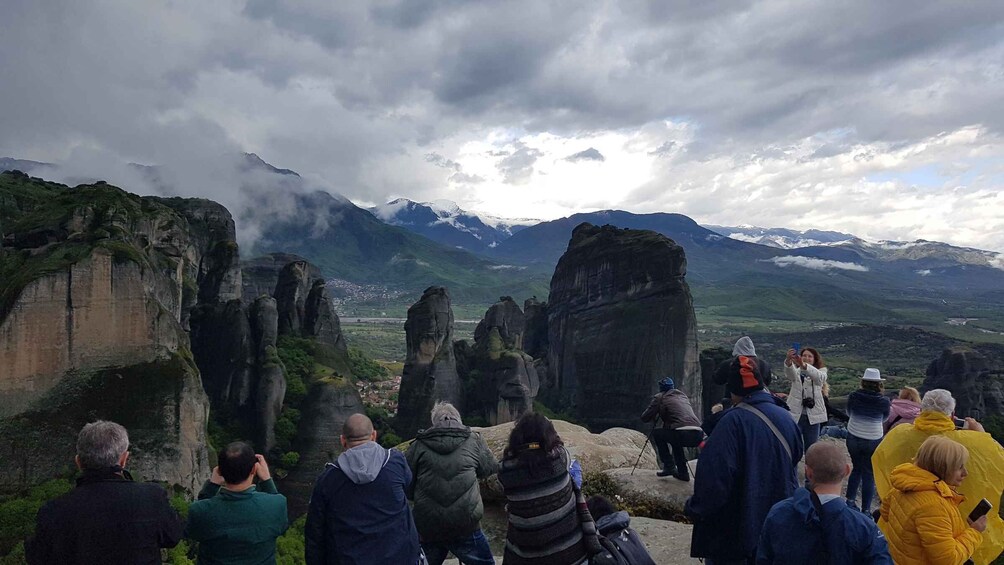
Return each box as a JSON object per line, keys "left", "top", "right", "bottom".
{"left": 184, "top": 442, "right": 289, "bottom": 564}
{"left": 783, "top": 346, "right": 828, "bottom": 453}
{"left": 845, "top": 369, "right": 891, "bottom": 514}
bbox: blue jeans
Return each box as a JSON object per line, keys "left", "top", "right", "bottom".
{"left": 798, "top": 413, "right": 820, "bottom": 451}
{"left": 820, "top": 425, "right": 847, "bottom": 439}
{"left": 846, "top": 433, "right": 882, "bottom": 512}
{"left": 422, "top": 529, "right": 495, "bottom": 565}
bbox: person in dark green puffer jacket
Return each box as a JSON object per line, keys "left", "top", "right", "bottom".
{"left": 406, "top": 402, "right": 499, "bottom": 565}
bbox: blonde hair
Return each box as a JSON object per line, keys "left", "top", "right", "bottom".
{"left": 821, "top": 381, "right": 830, "bottom": 397}
{"left": 915, "top": 436, "right": 969, "bottom": 481}
{"left": 899, "top": 386, "right": 921, "bottom": 403}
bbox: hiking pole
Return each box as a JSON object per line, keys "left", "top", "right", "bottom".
{"left": 631, "top": 419, "right": 658, "bottom": 476}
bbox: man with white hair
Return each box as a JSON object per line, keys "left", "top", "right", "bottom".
{"left": 405, "top": 402, "right": 498, "bottom": 565}
{"left": 25, "top": 420, "right": 183, "bottom": 564}
{"left": 872, "top": 388, "right": 1004, "bottom": 564}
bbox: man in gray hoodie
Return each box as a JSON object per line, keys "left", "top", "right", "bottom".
{"left": 305, "top": 413, "right": 422, "bottom": 565}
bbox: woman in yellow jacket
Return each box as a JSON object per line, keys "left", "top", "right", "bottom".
{"left": 879, "top": 435, "right": 988, "bottom": 565}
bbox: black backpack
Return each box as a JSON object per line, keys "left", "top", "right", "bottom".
{"left": 589, "top": 536, "right": 631, "bottom": 565}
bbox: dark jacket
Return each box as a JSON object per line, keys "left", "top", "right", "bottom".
{"left": 824, "top": 396, "right": 849, "bottom": 423}
{"left": 756, "top": 487, "right": 892, "bottom": 564}
{"left": 405, "top": 424, "right": 498, "bottom": 542}
{"left": 25, "top": 467, "right": 182, "bottom": 565}
{"left": 714, "top": 357, "right": 773, "bottom": 388}
{"left": 305, "top": 442, "right": 420, "bottom": 565}
{"left": 685, "top": 390, "right": 803, "bottom": 561}
{"left": 640, "top": 389, "right": 701, "bottom": 429}
{"left": 184, "top": 478, "right": 289, "bottom": 564}
{"left": 595, "top": 511, "right": 657, "bottom": 565}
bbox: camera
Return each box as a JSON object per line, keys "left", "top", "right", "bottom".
{"left": 801, "top": 397, "right": 816, "bottom": 409}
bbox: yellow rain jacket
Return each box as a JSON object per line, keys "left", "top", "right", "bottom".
{"left": 879, "top": 463, "right": 982, "bottom": 565}
{"left": 873, "top": 410, "right": 1004, "bottom": 564}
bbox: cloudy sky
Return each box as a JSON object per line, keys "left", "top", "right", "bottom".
{"left": 2, "top": 0, "right": 1004, "bottom": 251}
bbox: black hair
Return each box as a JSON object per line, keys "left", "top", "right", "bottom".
{"left": 218, "top": 442, "right": 256, "bottom": 484}
{"left": 587, "top": 495, "right": 617, "bottom": 520}
{"left": 504, "top": 412, "right": 564, "bottom": 473}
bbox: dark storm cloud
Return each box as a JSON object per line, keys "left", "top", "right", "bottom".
{"left": 2, "top": 0, "right": 1003, "bottom": 246}
{"left": 565, "top": 148, "right": 605, "bottom": 163}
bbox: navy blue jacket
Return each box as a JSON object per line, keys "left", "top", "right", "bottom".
{"left": 685, "top": 391, "right": 802, "bottom": 560}
{"left": 595, "top": 511, "right": 656, "bottom": 565}
{"left": 756, "top": 488, "right": 892, "bottom": 564}
{"left": 305, "top": 443, "right": 420, "bottom": 565}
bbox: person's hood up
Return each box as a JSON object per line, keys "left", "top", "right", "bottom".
{"left": 913, "top": 410, "right": 955, "bottom": 434}
{"left": 891, "top": 398, "right": 921, "bottom": 417}
{"left": 732, "top": 336, "right": 757, "bottom": 357}
{"left": 336, "top": 441, "right": 392, "bottom": 485}
{"left": 595, "top": 510, "right": 631, "bottom": 535}
{"left": 415, "top": 426, "right": 472, "bottom": 455}
{"left": 889, "top": 462, "right": 963, "bottom": 503}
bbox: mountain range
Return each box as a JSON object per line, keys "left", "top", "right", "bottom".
{"left": 4, "top": 156, "right": 1003, "bottom": 326}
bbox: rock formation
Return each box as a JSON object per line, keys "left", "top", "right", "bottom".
{"left": 395, "top": 286, "right": 461, "bottom": 438}
{"left": 303, "top": 279, "right": 348, "bottom": 356}
{"left": 274, "top": 261, "right": 313, "bottom": 336}
{"left": 241, "top": 252, "right": 320, "bottom": 301}
{"left": 456, "top": 297, "right": 540, "bottom": 426}
{"left": 283, "top": 379, "right": 366, "bottom": 516}
{"left": 923, "top": 347, "right": 1004, "bottom": 419}
{"left": 248, "top": 296, "right": 286, "bottom": 452}
{"left": 545, "top": 223, "right": 702, "bottom": 430}
{"left": 474, "top": 296, "right": 525, "bottom": 350}
{"left": 522, "top": 297, "right": 549, "bottom": 360}
{"left": 0, "top": 174, "right": 220, "bottom": 492}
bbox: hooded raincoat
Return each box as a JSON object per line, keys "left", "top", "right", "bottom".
{"left": 305, "top": 441, "right": 420, "bottom": 565}
{"left": 405, "top": 425, "right": 498, "bottom": 543}
{"left": 878, "top": 463, "right": 982, "bottom": 565}
{"left": 872, "top": 410, "right": 1004, "bottom": 565}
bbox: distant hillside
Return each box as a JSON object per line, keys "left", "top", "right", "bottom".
{"left": 250, "top": 190, "right": 549, "bottom": 303}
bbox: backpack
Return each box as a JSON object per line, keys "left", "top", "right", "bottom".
{"left": 589, "top": 536, "right": 631, "bottom": 565}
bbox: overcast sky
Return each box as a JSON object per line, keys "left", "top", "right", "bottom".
{"left": 2, "top": 0, "right": 1004, "bottom": 251}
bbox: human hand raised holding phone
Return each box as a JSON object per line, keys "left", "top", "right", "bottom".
{"left": 255, "top": 454, "right": 271, "bottom": 481}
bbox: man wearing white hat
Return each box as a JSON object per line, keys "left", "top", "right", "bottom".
{"left": 845, "top": 368, "right": 891, "bottom": 513}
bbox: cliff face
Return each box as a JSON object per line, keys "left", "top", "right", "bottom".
{"left": 241, "top": 252, "right": 320, "bottom": 301}
{"left": 457, "top": 297, "right": 540, "bottom": 426}
{"left": 546, "top": 223, "right": 701, "bottom": 430}
{"left": 923, "top": 347, "right": 1004, "bottom": 419}
{"left": 395, "top": 286, "right": 461, "bottom": 438}
{"left": 0, "top": 172, "right": 219, "bottom": 491}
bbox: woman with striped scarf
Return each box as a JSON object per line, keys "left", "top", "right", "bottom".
{"left": 498, "top": 413, "right": 601, "bottom": 565}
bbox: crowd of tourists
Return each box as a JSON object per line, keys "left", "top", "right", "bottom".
{"left": 20, "top": 336, "right": 1004, "bottom": 564}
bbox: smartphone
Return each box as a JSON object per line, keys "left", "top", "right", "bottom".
{"left": 969, "top": 498, "right": 993, "bottom": 522}
{"left": 792, "top": 342, "right": 800, "bottom": 354}
{"left": 953, "top": 417, "right": 966, "bottom": 429}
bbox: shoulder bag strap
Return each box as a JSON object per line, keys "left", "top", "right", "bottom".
{"left": 737, "top": 402, "right": 792, "bottom": 462}
{"left": 808, "top": 490, "right": 831, "bottom": 565}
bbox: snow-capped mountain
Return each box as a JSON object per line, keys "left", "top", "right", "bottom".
{"left": 370, "top": 198, "right": 539, "bottom": 252}
{"left": 705, "top": 225, "right": 856, "bottom": 249}
{"left": 708, "top": 224, "right": 1004, "bottom": 272}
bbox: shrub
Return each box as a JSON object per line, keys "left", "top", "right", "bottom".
{"left": 280, "top": 451, "right": 301, "bottom": 468}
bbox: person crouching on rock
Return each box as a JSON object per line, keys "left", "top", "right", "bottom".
{"left": 406, "top": 402, "right": 498, "bottom": 565}
{"left": 640, "top": 377, "right": 704, "bottom": 481}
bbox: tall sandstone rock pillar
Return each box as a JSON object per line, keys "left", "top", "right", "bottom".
{"left": 546, "top": 223, "right": 701, "bottom": 430}
{"left": 395, "top": 286, "right": 461, "bottom": 438}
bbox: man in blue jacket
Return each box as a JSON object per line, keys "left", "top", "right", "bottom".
{"left": 685, "top": 355, "right": 803, "bottom": 565}
{"left": 305, "top": 413, "right": 421, "bottom": 565}
{"left": 757, "top": 440, "right": 891, "bottom": 564}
